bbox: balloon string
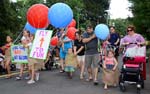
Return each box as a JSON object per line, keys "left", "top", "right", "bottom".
{"left": 13, "top": 30, "right": 23, "bottom": 44}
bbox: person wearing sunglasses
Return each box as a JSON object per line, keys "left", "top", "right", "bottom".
{"left": 120, "top": 25, "right": 145, "bottom": 48}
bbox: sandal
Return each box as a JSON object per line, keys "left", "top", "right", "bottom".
{"left": 5, "top": 76, "right": 12, "bottom": 79}
{"left": 93, "top": 80, "right": 99, "bottom": 85}
{"left": 80, "top": 76, "right": 84, "bottom": 80}
{"left": 80, "top": 74, "right": 84, "bottom": 80}
{"left": 86, "top": 78, "right": 93, "bottom": 82}
{"left": 59, "top": 70, "right": 65, "bottom": 73}
{"left": 104, "top": 84, "right": 108, "bottom": 90}
{"left": 104, "top": 87, "right": 108, "bottom": 90}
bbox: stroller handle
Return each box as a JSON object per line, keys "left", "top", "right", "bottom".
{"left": 124, "top": 42, "right": 145, "bottom": 47}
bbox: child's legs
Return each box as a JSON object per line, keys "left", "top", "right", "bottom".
{"left": 5, "top": 59, "right": 11, "bottom": 76}
{"left": 31, "top": 64, "right": 35, "bottom": 81}
{"left": 19, "top": 64, "right": 24, "bottom": 77}
{"left": 28, "top": 65, "right": 32, "bottom": 77}
{"left": 59, "top": 49, "right": 66, "bottom": 70}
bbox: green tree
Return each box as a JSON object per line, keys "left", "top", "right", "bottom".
{"left": 83, "top": 0, "right": 110, "bottom": 26}
{"left": 109, "top": 19, "right": 130, "bottom": 36}
{"left": 128, "top": 0, "right": 150, "bottom": 40}
{"left": 0, "top": 0, "right": 110, "bottom": 46}
{"left": 0, "top": 0, "right": 20, "bottom": 46}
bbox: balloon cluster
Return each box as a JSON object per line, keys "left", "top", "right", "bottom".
{"left": 25, "top": 3, "right": 110, "bottom": 46}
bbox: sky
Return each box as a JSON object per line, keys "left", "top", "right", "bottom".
{"left": 109, "top": 0, "right": 133, "bottom": 19}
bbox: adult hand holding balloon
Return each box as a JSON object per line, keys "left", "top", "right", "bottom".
{"left": 94, "top": 24, "right": 109, "bottom": 40}
{"left": 48, "top": 3, "right": 73, "bottom": 28}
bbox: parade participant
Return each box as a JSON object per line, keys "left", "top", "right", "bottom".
{"left": 16, "top": 29, "right": 30, "bottom": 80}
{"left": 27, "top": 34, "right": 42, "bottom": 84}
{"left": 65, "top": 48, "right": 77, "bottom": 79}
{"left": 74, "top": 31, "right": 85, "bottom": 79}
{"left": 59, "top": 29, "right": 73, "bottom": 73}
{"left": 106, "top": 26, "right": 120, "bottom": 60}
{"left": 82, "top": 25, "right": 100, "bottom": 85}
{"left": 102, "top": 50, "right": 119, "bottom": 89}
{"left": 4, "top": 36, "right": 13, "bottom": 78}
{"left": 120, "top": 25, "right": 145, "bottom": 47}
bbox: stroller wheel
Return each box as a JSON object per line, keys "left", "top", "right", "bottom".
{"left": 140, "top": 77, "right": 144, "bottom": 89}
{"left": 141, "top": 80, "right": 144, "bottom": 89}
{"left": 55, "top": 64, "right": 59, "bottom": 69}
{"left": 137, "top": 88, "right": 141, "bottom": 94}
{"left": 119, "top": 82, "right": 126, "bottom": 92}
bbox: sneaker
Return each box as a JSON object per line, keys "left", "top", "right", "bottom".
{"left": 93, "top": 80, "right": 99, "bottom": 85}
{"left": 35, "top": 73, "right": 40, "bottom": 81}
{"left": 16, "top": 76, "right": 22, "bottom": 80}
{"left": 59, "top": 70, "right": 65, "bottom": 73}
{"left": 24, "top": 76, "right": 30, "bottom": 80}
{"left": 27, "top": 80, "right": 35, "bottom": 84}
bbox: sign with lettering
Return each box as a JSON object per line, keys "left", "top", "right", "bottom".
{"left": 11, "top": 45, "right": 28, "bottom": 63}
{"left": 29, "top": 30, "right": 53, "bottom": 59}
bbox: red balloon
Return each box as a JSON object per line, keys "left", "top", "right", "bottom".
{"left": 68, "top": 19, "right": 76, "bottom": 28}
{"left": 27, "top": 4, "right": 49, "bottom": 28}
{"left": 66, "top": 27, "right": 77, "bottom": 40}
{"left": 50, "top": 36, "right": 58, "bottom": 46}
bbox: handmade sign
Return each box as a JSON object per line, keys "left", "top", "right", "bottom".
{"left": 11, "top": 45, "right": 28, "bottom": 64}
{"left": 30, "top": 30, "right": 52, "bottom": 59}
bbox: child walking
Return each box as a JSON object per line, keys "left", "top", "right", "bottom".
{"left": 27, "top": 34, "right": 43, "bottom": 84}
{"left": 16, "top": 30, "right": 30, "bottom": 80}
{"left": 4, "top": 36, "right": 13, "bottom": 78}
{"left": 65, "top": 48, "right": 77, "bottom": 79}
{"left": 102, "top": 50, "right": 119, "bottom": 89}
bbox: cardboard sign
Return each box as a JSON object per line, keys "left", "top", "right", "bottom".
{"left": 11, "top": 45, "right": 28, "bottom": 63}
{"left": 29, "top": 30, "right": 53, "bottom": 59}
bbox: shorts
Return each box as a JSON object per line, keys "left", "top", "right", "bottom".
{"left": 59, "top": 48, "right": 67, "bottom": 59}
{"left": 28, "top": 58, "right": 43, "bottom": 71}
{"left": 77, "top": 55, "right": 85, "bottom": 63}
{"left": 85, "top": 54, "right": 100, "bottom": 68}
{"left": 4, "top": 56, "right": 11, "bottom": 62}
{"left": 106, "top": 64, "right": 114, "bottom": 70}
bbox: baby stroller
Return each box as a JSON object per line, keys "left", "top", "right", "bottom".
{"left": 0, "top": 54, "right": 6, "bottom": 74}
{"left": 45, "top": 47, "right": 59, "bottom": 70}
{"left": 119, "top": 43, "right": 146, "bottom": 94}
{"left": 99, "top": 44, "right": 118, "bottom": 67}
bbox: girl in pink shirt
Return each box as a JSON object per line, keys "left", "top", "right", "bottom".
{"left": 102, "top": 50, "right": 119, "bottom": 89}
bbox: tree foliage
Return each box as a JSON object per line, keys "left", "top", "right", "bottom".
{"left": 128, "top": 0, "right": 150, "bottom": 40}
{"left": 0, "top": 0, "right": 110, "bottom": 46}
{"left": 109, "top": 19, "right": 130, "bottom": 36}
{"left": 0, "top": 0, "right": 20, "bottom": 45}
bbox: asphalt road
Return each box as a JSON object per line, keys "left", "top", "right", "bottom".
{"left": 0, "top": 56, "right": 149, "bottom": 94}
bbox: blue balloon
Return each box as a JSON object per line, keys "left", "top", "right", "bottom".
{"left": 48, "top": 3, "right": 73, "bottom": 28}
{"left": 24, "top": 22, "right": 45, "bottom": 34}
{"left": 94, "top": 24, "right": 110, "bottom": 40}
